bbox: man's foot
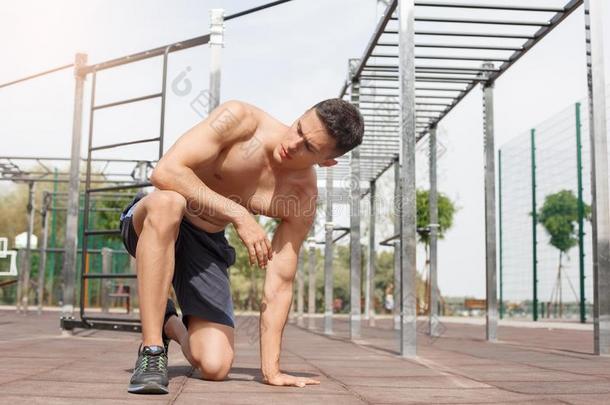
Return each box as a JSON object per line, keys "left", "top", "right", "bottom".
{"left": 128, "top": 345, "right": 169, "bottom": 394}
{"left": 163, "top": 298, "right": 178, "bottom": 353}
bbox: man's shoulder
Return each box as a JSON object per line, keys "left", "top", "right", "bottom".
{"left": 212, "top": 100, "right": 259, "bottom": 135}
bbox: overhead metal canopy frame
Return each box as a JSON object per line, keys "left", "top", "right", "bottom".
{"left": 333, "top": 0, "right": 583, "bottom": 185}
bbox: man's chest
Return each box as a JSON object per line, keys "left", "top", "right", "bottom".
{"left": 195, "top": 140, "right": 301, "bottom": 218}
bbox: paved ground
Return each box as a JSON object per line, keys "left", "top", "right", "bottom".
{"left": 1, "top": 309, "right": 609, "bottom": 404}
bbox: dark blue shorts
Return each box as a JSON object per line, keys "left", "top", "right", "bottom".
{"left": 119, "top": 195, "right": 236, "bottom": 329}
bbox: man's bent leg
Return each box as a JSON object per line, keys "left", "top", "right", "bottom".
{"left": 130, "top": 190, "right": 186, "bottom": 347}
{"left": 187, "top": 316, "right": 235, "bottom": 381}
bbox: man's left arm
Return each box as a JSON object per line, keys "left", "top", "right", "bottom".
{"left": 259, "top": 204, "right": 320, "bottom": 388}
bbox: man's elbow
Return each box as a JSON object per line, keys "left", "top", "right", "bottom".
{"left": 150, "top": 163, "right": 180, "bottom": 189}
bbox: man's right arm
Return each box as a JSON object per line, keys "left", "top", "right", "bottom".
{"left": 150, "top": 100, "right": 272, "bottom": 267}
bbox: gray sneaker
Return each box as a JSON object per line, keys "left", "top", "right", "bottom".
{"left": 128, "top": 345, "right": 169, "bottom": 394}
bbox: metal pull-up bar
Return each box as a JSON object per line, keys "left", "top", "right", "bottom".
{"left": 0, "top": 63, "right": 74, "bottom": 90}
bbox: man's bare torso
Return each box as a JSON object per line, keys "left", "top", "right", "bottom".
{"left": 183, "top": 106, "right": 317, "bottom": 233}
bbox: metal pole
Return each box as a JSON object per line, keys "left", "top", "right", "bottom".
{"left": 47, "top": 169, "right": 58, "bottom": 306}
{"left": 297, "top": 246, "right": 304, "bottom": 327}
{"left": 584, "top": 0, "right": 610, "bottom": 355}
{"left": 393, "top": 159, "right": 401, "bottom": 331}
{"left": 349, "top": 58, "right": 362, "bottom": 340}
{"left": 101, "top": 248, "right": 112, "bottom": 313}
{"left": 37, "top": 192, "right": 51, "bottom": 315}
{"left": 366, "top": 180, "right": 376, "bottom": 327}
{"left": 132, "top": 161, "right": 148, "bottom": 306}
{"left": 307, "top": 236, "right": 316, "bottom": 330}
{"left": 208, "top": 9, "right": 224, "bottom": 112}
{"left": 498, "top": 150, "right": 504, "bottom": 319}
{"left": 21, "top": 181, "right": 35, "bottom": 314}
{"left": 428, "top": 126, "right": 440, "bottom": 336}
{"left": 575, "top": 102, "right": 587, "bottom": 323}
{"left": 531, "top": 128, "right": 539, "bottom": 321}
{"left": 324, "top": 167, "right": 334, "bottom": 334}
{"left": 61, "top": 53, "right": 87, "bottom": 323}
{"left": 16, "top": 250, "right": 26, "bottom": 312}
{"left": 482, "top": 67, "right": 498, "bottom": 341}
{"left": 398, "top": 0, "right": 417, "bottom": 357}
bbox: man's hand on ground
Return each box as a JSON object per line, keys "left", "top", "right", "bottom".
{"left": 263, "top": 372, "right": 320, "bottom": 388}
{"left": 234, "top": 213, "right": 272, "bottom": 268}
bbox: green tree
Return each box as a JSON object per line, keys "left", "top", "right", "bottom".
{"left": 537, "top": 189, "right": 591, "bottom": 269}
{"left": 416, "top": 189, "right": 456, "bottom": 247}
{"left": 415, "top": 189, "right": 456, "bottom": 313}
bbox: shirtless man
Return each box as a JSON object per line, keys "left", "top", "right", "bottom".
{"left": 120, "top": 98, "right": 364, "bottom": 394}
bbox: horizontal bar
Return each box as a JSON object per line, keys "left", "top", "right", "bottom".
{"left": 83, "top": 35, "right": 210, "bottom": 73}
{"left": 412, "top": 30, "right": 535, "bottom": 39}
{"left": 60, "top": 318, "right": 141, "bottom": 332}
{"left": 49, "top": 191, "right": 134, "bottom": 197}
{"left": 93, "top": 93, "right": 162, "bottom": 110}
{"left": 364, "top": 122, "right": 399, "bottom": 126}
{"left": 365, "top": 64, "right": 500, "bottom": 73}
{"left": 357, "top": 155, "right": 396, "bottom": 161}
{"left": 358, "top": 98, "right": 399, "bottom": 103}
{"left": 415, "top": 43, "right": 522, "bottom": 51}
{"left": 41, "top": 247, "right": 130, "bottom": 254}
{"left": 415, "top": 96, "right": 453, "bottom": 106}
{"left": 418, "top": 74, "right": 479, "bottom": 80}
{"left": 0, "top": 156, "right": 155, "bottom": 163}
{"left": 362, "top": 107, "right": 445, "bottom": 113}
{"left": 417, "top": 87, "right": 465, "bottom": 91}
{"left": 359, "top": 85, "right": 399, "bottom": 90}
{"left": 412, "top": 17, "right": 551, "bottom": 26}
{"left": 417, "top": 69, "right": 481, "bottom": 76}
{"left": 360, "top": 76, "right": 398, "bottom": 82}
{"left": 91, "top": 136, "right": 160, "bottom": 152}
{"left": 418, "top": 79, "right": 477, "bottom": 84}
{"left": 361, "top": 113, "right": 399, "bottom": 118}
{"left": 370, "top": 54, "right": 511, "bottom": 61}
{"left": 2, "top": 170, "right": 134, "bottom": 177}
{"left": 0, "top": 178, "right": 143, "bottom": 184}
{"left": 82, "top": 316, "right": 141, "bottom": 324}
{"left": 0, "top": 63, "right": 73, "bottom": 90}
{"left": 417, "top": 56, "right": 508, "bottom": 62}
{"left": 83, "top": 273, "right": 136, "bottom": 279}
{"left": 49, "top": 207, "right": 123, "bottom": 212}
{"left": 224, "top": 0, "right": 294, "bottom": 21}
{"left": 413, "top": 1, "right": 566, "bottom": 13}
{"left": 416, "top": 65, "right": 499, "bottom": 72}
{"left": 361, "top": 74, "right": 397, "bottom": 79}
{"left": 87, "top": 182, "right": 151, "bottom": 192}
{"left": 84, "top": 229, "right": 122, "bottom": 236}
{"left": 359, "top": 107, "right": 399, "bottom": 111}
{"left": 416, "top": 95, "right": 460, "bottom": 99}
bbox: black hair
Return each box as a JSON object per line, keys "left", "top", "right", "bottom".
{"left": 312, "top": 98, "right": 364, "bottom": 157}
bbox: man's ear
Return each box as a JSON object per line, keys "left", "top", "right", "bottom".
{"left": 318, "top": 159, "right": 338, "bottom": 167}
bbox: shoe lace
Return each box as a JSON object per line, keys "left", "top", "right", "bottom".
{"left": 138, "top": 352, "right": 167, "bottom": 373}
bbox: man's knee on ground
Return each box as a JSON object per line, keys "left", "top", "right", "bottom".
{"left": 192, "top": 351, "right": 234, "bottom": 381}
{"left": 143, "top": 191, "right": 185, "bottom": 232}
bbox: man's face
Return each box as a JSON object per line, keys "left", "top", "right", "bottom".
{"left": 274, "top": 109, "right": 339, "bottom": 170}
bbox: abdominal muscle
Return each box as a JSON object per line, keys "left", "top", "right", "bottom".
{"left": 183, "top": 210, "right": 231, "bottom": 233}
